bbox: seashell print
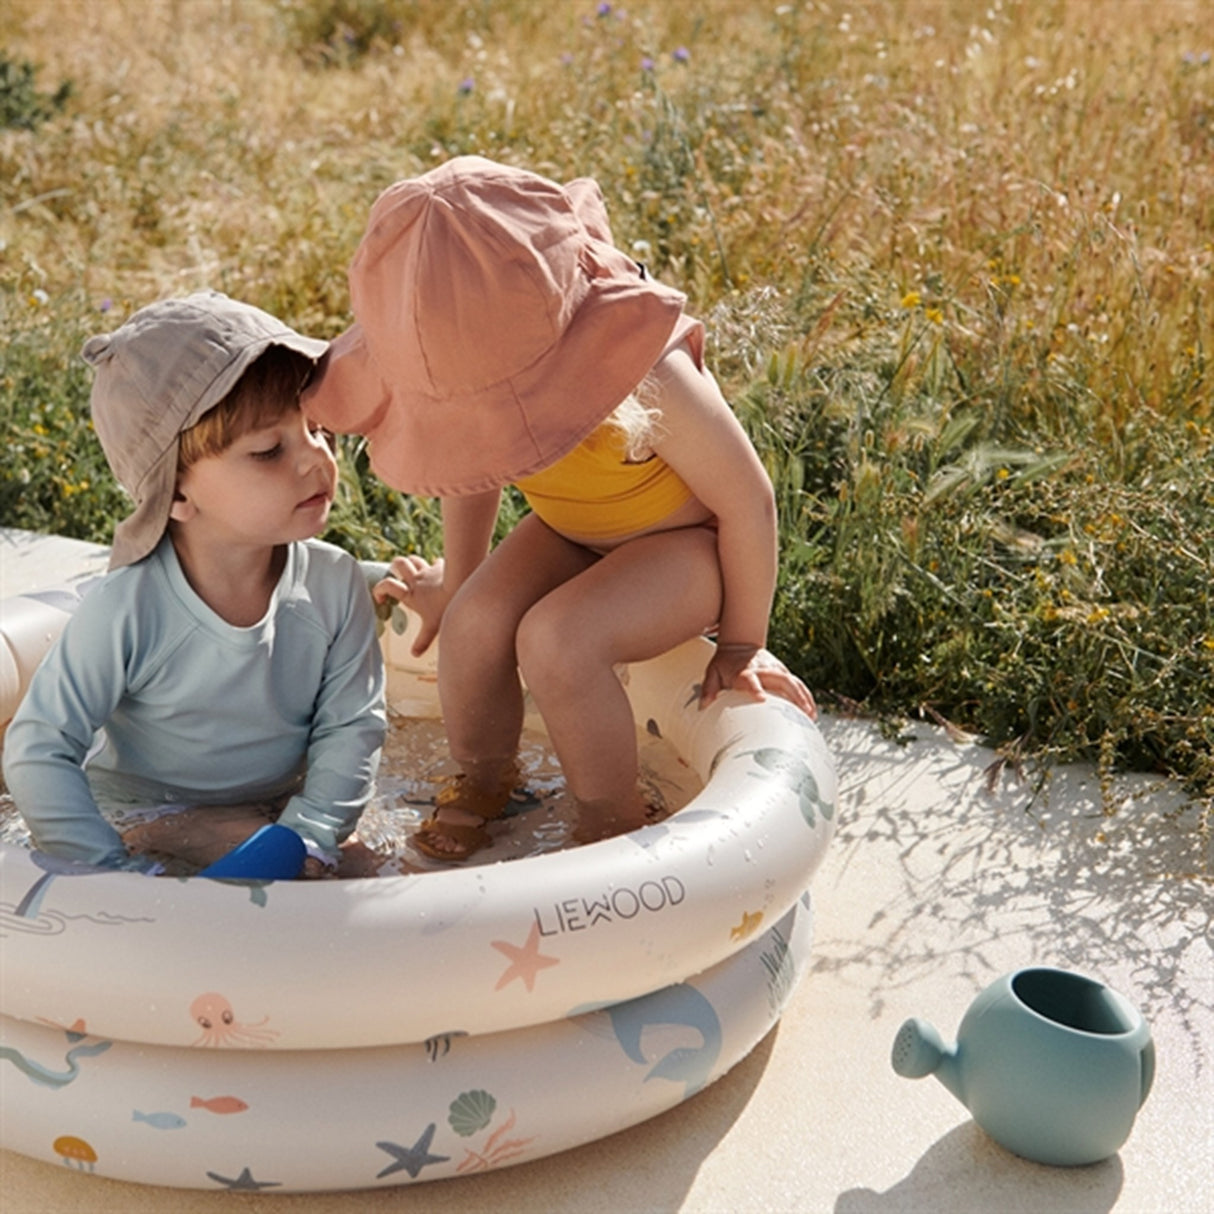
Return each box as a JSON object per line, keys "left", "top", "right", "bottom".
{"left": 448, "top": 1089, "right": 496, "bottom": 1137}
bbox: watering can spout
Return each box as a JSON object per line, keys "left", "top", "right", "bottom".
{"left": 891, "top": 1017, "right": 965, "bottom": 1104}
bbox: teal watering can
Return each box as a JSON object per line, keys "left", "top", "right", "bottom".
{"left": 892, "top": 967, "right": 1154, "bottom": 1166}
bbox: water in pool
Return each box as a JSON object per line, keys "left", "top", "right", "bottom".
{"left": 0, "top": 714, "right": 701, "bottom": 876}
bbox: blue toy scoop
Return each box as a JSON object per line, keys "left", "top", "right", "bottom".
{"left": 198, "top": 824, "right": 306, "bottom": 881}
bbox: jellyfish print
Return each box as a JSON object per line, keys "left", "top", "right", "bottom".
{"left": 53, "top": 1135, "right": 97, "bottom": 1171}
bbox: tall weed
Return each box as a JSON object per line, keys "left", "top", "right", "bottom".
{"left": 1, "top": 0, "right": 1210, "bottom": 841}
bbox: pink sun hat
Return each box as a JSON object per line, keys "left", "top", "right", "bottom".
{"left": 303, "top": 156, "right": 688, "bottom": 496}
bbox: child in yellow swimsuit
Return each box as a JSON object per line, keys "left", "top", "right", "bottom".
{"left": 305, "top": 156, "right": 816, "bottom": 858}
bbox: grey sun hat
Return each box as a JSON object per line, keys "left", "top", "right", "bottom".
{"left": 82, "top": 290, "right": 328, "bottom": 570}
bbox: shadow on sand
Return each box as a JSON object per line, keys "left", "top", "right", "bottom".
{"left": 815, "top": 716, "right": 1212, "bottom": 1076}
{"left": 836, "top": 1122, "right": 1124, "bottom": 1214}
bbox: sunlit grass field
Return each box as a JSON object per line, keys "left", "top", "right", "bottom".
{"left": 2, "top": 0, "right": 1211, "bottom": 840}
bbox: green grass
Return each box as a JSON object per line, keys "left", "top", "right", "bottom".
{"left": 2, "top": 0, "right": 1211, "bottom": 853}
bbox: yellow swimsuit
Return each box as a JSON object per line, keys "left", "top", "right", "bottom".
{"left": 513, "top": 312, "right": 706, "bottom": 542}
{"left": 513, "top": 423, "right": 693, "bottom": 541}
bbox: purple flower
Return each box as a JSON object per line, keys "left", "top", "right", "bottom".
{"left": 672, "top": 46, "right": 689, "bottom": 63}
{"left": 641, "top": 55, "right": 654, "bottom": 71}
{"left": 597, "top": 2, "right": 612, "bottom": 15}
{"left": 457, "top": 77, "right": 474, "bottom": 95}
{"left": 98, "top": 298, "right": 113, "bottom": 313}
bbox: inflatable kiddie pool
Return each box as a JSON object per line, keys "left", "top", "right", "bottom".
{"left": 0, "top": 557, "right": 837, "bottom": 1192}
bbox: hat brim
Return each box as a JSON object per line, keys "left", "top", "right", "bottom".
{"left": 304, "top": 245, "right": 685, "bottom": 497}
{"left": 107, "top": 328, "right": 329, "bottom": 570}
{"left": 108, "top": 451, "right": 177, "bottom": 570}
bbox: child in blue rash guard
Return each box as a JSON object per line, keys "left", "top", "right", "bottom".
{"left": 2, "top": 292, "right": 386, "bottom": 877}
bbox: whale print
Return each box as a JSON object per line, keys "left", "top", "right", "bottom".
{"left": 605, "top": 982, "right": 723, "bottom": 1099}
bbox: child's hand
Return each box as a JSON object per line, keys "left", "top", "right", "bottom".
{"left": 700, "top": 643, "right": 818, "bottom": 720}
{"left": 373, "top": 555, "right": 448, "bottom": 656}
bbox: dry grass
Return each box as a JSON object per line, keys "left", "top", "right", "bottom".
{"left": 2, "top": 0, "right": 1212, "bottom": 841}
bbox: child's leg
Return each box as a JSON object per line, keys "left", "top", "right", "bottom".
{"left": 515, "top": 525, "right": 723, "bottom": 841}
{"left": 422, "top": 515, "right": 596, "bottom": 855}
{"left": 121, "top": 802, "right": 280, "bottom": 873}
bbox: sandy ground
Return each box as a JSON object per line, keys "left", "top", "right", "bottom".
{"left": 2, "top": 529, "right": 1210, "bottom": 1212}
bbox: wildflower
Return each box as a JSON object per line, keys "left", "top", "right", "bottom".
{"left": 30, "top": 288, "right": 49, "bottom": 306}
{"left": 672, "top": 46, "right": 690, "bottom": 63}
{"left": 995, "top": 467, "right": 1010, "bottom": 480}
{"left": 925, "top": 307, "right": 943, "bottom": 324}
{"left": 98, "top": 297, "right": 113, "bottom": 312}
{"left": 641, "top": 55, "right": 655, "bottom": 71}
{"left": 457, "top": 77, "right": 474, "bottom": 95}
{"left": 596, "top": 2, "right": 612, "bottom": 15}
{"left": 901, "top": 290, "right": 921, "bottom": 308}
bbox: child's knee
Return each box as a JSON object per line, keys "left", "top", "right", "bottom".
{"left": 445, "top": 584, "right": 517, "bottom": 652}
{"left": 516, "top": 601, "right": 585, "bottom": 692}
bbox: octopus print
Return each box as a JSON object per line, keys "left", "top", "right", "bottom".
{"left": 189, "top": 993, "right": 279, "bottom": 1048}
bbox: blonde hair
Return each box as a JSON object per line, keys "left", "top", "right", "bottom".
{"left": 177, "top": 346, "right": 314, "bottom": 472}
{"left": 604, "top": 370, "right": 662, "bottom": 461}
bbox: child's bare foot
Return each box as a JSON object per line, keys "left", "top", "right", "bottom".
{"left": 572, "top": 775, "right": 671, "bottom": 845}
{"left": 571, "top": 789, "right": 650, "bottom": 846}
{"left": 332, "top": 838, "right": 391, "bottom": 878}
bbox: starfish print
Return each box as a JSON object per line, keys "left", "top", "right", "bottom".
{"left": 375, "top": 1122, "right": 450, "bottom": 1179}
{"left": 205, "top": 1166, "right": 281, "bottom": 1191}
{"left": 492, "top": 922, "right": 560, "bottom": 992}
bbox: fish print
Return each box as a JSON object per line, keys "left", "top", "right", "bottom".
{"left": 190, "top": 1095, "right": 249, "bottom": 1114}
{"left": 133, "top": 1110, "right": 187, "bottom": 1130}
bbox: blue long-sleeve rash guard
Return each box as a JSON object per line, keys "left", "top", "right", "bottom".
{"left": 3, "top": 536, "right": 386, "bottom": 869}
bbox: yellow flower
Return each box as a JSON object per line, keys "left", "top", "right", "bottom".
{"left": 901, "top": 290, "right": 921, "bottom": 308}
{"left": 925, "top": 307, "right": 943, "bottom": 324}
